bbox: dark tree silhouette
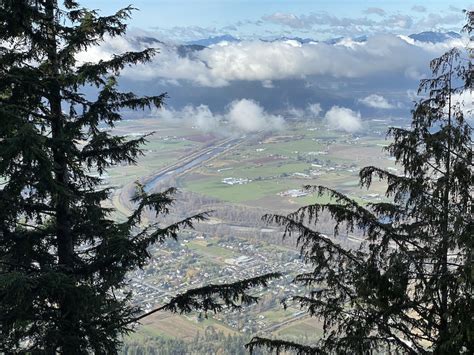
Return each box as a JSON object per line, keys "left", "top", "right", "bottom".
{"left": 248, "top": 12, "right": 473, "bottom": 355}
{"left": 0, "top": 1, "right": 279, "bottom": 353}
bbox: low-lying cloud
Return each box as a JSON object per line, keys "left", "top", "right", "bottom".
{"left": 324, "top": 106, "right": 362, "bottom": 132}
{"left": 227, "top": 99, "right": 284, "bottom": 132}
{"left": 285, "top": 103, "right": 323, "bottom": 120}
{"left": 359, "top": 94, "right": 395, "bottom": 109}
{"left": 155, "top": 99, "right": 283, "bottom": 133}
{"left": 155, "top": 99, "right": 380, "bottom": 134}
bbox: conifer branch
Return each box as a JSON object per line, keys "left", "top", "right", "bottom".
{"left": 129, "top": 273, "right": 281, "bottom": 323}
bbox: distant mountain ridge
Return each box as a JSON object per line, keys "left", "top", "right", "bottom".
{"left": 408, "top": 31, "right": 461, "bottom": 43}
{"left": 262, "top": 36, "right": 316, "bottom": 44}
{"left": 128, "top": 31, "right": 462, "bottom": 58}
{"left": 186, "top": 34, "right": 240, "bottom": 46}
{"left": 183, "top": 31, "right": 461, "bottom": 47}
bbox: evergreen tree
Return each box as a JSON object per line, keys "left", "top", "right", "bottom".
{"left": 0, "top": 1, "right": 278, "bottom": 353}
{"left": 248, "top": 12, "right": 473, "bottom": 355}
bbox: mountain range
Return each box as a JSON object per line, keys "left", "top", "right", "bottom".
{"left": 180, "top": 31, "right": 461, "bottom": 47}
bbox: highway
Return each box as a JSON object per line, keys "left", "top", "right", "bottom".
{"left": 143, "top": 136, "right": 245, "bottom": 193}
{"left": 111, "top": 136, "right": 246, "bottom": 217}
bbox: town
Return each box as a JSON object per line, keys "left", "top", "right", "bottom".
{"left": 127, "top": 228, "right": 313, "bottom": 336}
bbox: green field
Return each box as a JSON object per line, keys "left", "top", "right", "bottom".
{"left": 276, "top": 317, "right": 324, "bottom": 340}
{"left": 184, "top": 179, "right": 296, "bottom": 203}
{"left": 106, "top": 118, "right": 393, "bottom": 209}
{"left": 173, "top": 121, "right": 392, "bottom": 207}
{"left": 137, "top": 313, "right": 237, "bottom": 341}
{"left": 187, "top": 240, "right": 235, "bottom": 259}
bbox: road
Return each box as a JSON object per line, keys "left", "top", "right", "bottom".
{"left": 144, "top": 136, "right": 245, "bottom": 192}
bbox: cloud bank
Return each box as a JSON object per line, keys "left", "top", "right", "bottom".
{"left": 155, "top": 99, "right": 283, "bottom": 133}
{"left": 78, "top": 33, "right": 464, "bottom": 88}
{"left": 154, "top": 99, "right": 371, "bottom": 135}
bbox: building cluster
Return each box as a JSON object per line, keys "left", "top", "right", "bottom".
{"left": 277, "top": 189, "right": 309, "bottom": 198}
{"left": 126, "top": 229, "right": 310, "bottom": 332}
{"left": 222, "top": 177, "right": 252, "bottom": 185}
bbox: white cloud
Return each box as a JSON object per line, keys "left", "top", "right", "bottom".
{"left": 262, "top": 80, "right": 274, "bottom": 88}
{"left": 194, "top": 36, "right": 442, "bottom": 85}
{"left": 307, "top": 103, "right": 323, "bottom": 117}
{"left": 284, "top": 103, "right": 322, "bottom": 120}
{"left": 226, "top": 99, "right": 284, "bottom": 132}
{"left": 262, "top": 13, "right": 309, "bottom": 29}
{"left": 260, "top": 9, "right": 466, "bottom": 35}
{"left": 359, "top": 94, "right": 395, "bottom": 109}
{"left": 184, "top": 105, "right": 221, "bottom": 132}
{"left": 78, "top": 33, "right": 464, "bottom": 88}
{"left": 154, "top": 99, "right": 283, "bottom": 133}
{"left": 171, "top": 36, "right": 433, "bottom": 86}
{"left": 154, "top": 104, "right": 221, "bottom": 132}
{"left": 324, "top": 106, "right": 362, "bottom": 132}
{"left": 262, "top": 12, "right": 378, "bottom": 30}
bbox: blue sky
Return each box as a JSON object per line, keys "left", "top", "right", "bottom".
{"left": 80, "top": 0, "right": 471, "bottom": 40}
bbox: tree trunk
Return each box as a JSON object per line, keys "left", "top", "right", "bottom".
{"left": 437, "top": 62, "right": 453, "bottom": 353}
{"left": 45, "top": 1, "right": 75, "bottom": 353}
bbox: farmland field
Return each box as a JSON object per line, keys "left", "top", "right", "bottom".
{"left": 104, "top": 116, "right": 400, "bottom": 346}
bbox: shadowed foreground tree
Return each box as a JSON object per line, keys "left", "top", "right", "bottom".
{"left": 248, "top": 12, "right": 473, "bottom": 355}
{"left": 0, "top": 1, "right": 279, "bottom": 353}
